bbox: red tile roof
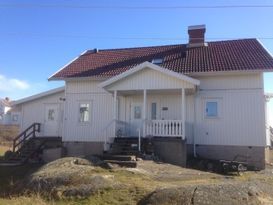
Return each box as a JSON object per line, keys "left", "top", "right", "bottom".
{"left": 49, "top": 39, "right": 273, "bottom": 79}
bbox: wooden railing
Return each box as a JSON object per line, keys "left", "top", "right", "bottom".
{"left": 13, "top": 123, "right": 41, "bottom": 152}
{"left": 145, "top": 120, "right": 183, "bottom": 137}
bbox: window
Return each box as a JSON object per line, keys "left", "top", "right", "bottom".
{"left": 47, "top": 109, "right": 55, "bottom": 121}
{"left": 151, "top": 103, "right": 157, "bottom": 120}
{"left": 134, "top": 106, "right": 142, "bottom": 119}
{"left": 151, "top": 58, "right": 163, "bottom": 65}
{"left": 79, "top": 103, "right": 90, "bottom": 122}
{"left": 12, "top": 114, "right": 18, "bottom": 122}
{"left": 205, "top": 101, "right": 218, "bottom": 118}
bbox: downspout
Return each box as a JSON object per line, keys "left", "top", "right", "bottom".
{"left": 193, "top": 86, "right": 199, "bottom": 158}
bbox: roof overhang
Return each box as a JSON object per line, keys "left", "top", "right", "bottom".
{"left": 99, "top": 61, "right": 200, "bottom": 89}
{"left": 12, "top": 86, "right": 65, "bottom": 106}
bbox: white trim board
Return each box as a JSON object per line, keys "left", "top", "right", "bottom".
{"left": 12, "top": 87, "right": 65, "bottom": 105}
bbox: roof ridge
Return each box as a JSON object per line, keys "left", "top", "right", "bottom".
{"left": 83, "top": 38, "right": 258, "bottom": 55}
{"left": 85, "top": 43, "right": 184, "bottom": 54}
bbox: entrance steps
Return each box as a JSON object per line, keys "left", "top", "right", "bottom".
{"left": 108, "top": 137, "right": 141, "bottom": 155}
{"left": 0, "top": 136, "right": 62, "bottom": 166}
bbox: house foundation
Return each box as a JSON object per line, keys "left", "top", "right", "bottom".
{"left": 152, "top": 137, "right": 187, "bottom": 167}
{"left": 187, "top": 144, "right": 266, "bottom": 170}
{"left": 63, "top": 141, "right": 104, "bottom": 156}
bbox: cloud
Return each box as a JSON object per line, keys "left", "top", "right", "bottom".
{"left": 0, "top": 74, "right": 30, "bottom": 92}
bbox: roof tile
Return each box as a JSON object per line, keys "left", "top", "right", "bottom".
{"left": 50, "top": 39, "right": 273, "bottom": 79}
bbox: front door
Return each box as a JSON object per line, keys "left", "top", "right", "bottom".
{"left": 44, "top": 104, "right": 60, "bottom": 136}
{"left": 130, "top": 102, "right": 143, "bottom": 136}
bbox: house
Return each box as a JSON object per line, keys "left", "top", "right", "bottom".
{"left": 12, "top": 25, "right": 273, "bottom": 169}
{"left": 0, "top": 97, "right": 20, "bottom": 125}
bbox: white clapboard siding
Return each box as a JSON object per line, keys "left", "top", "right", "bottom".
{"left": 66, "top": 80, "right": 107, "bottom": 93}
{"left": 106, "top": 68, "right": 195, "bottom": 91}
{"left": 197, "top": 73, "right": 263, "bottom": 90}
{"left": 64, "top": 80, "right": 115, "bottom": 142}
{"left": 195, "top": 89, "right": 266, "bottom": 146}
{"left": 193, "top": 73, "right": 266, "bottom": 146}
{"left": 20, "top": 91, "right": 65, "bottom": 136}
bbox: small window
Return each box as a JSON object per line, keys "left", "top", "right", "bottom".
{"left": 151, "top": 103, "right": 157, "bottom": 120}
{"left": 152, "top": 58, "right": 163, "bottom": 65}
{"left": 134, "top": 106, "right": 142, "bottom": 119}
{"left": 47, "top": 109, "right": 55, "bottom": 121}
{"left": 79, "top": 103, "right": 90, "bottom": 122}
{"left": 205, "top": 101, "right": 218, "bottom": 117}
{"left": 12, "top": 114, "right": 18, "bottom": 122}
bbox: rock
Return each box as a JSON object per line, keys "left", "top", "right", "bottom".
{"left": 140, "top": 183, "right": 263, "bottom": 205}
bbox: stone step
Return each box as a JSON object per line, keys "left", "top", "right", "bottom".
{"left": 102, "top": 154, "right": 136, "bottom": 161}
{"left": 104, "top": 160, "right": 137, "bottom": 168}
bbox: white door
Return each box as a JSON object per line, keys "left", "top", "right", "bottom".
{"left": 44, "top": 104, "right": 60, "bottom": 136}
{"left": 130, "top": 102, "right": 143, "bottom": 137}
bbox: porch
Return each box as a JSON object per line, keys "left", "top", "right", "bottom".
{"left": 114, "top": 90, "right": 187, "bottom": 139}
{"left": 100, "top": 62, "right": 200, "bottom": 141}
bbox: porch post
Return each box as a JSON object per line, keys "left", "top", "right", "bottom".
{"left": 143, "top": 89, "right": 147, "bottom": 137}
{"left": 182, "top": 88, "right": 185, "bottom": 140}
{"left": 114, "top": 90, "right": 117, "bottom": 137}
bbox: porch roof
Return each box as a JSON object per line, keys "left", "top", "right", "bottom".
{"left": 99, "top": 62, "right": 200, "bottom": 91}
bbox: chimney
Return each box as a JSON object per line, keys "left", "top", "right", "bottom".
{"left": 187, "top": 25, "right": 207, "bottom": 48}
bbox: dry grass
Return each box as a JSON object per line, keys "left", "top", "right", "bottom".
{"left": 0, "top": 145, "right": 10, "bottom": 156}
{"left": 1, "top": 157, "right": 273, "bottom": 205}
{"left": 0, "top": 125, "right": 19, "bottom": 146}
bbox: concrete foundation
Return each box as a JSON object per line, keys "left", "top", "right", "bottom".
{"left": 187, "top": 144, "right": 266, "bottom": 170}
{"left": 153, "top": 137, "right": 187, "bottom": 167}
{"left": 42, "top": 147, "right": 63, "bottom": 163}
{"left": 63, "top": 141, "right": 104, "bottom": 156}
{"left": 265, "top": 147, "right": 273, "bottom": 164}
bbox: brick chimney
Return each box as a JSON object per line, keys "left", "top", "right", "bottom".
{"left": 187, "top": 25, "right": 207, "bottom": 48}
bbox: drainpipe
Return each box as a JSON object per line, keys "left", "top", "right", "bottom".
{"left": 193, "top": 87, "right": 199, "bottom": 158}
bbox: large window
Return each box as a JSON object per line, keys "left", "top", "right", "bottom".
{"left": 79, "top": 103, "right": 90, "bottom": 122}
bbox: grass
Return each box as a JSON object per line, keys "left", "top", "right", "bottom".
{"left": 0, "top": 164, "right": 41, "bottom": 197}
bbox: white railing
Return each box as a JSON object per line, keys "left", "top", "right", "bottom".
{"left": 145, "top": 120, "right": 183, "bottom": 137}
{"left": 115, "top": 120, "right": 129, "bottom": 137}
{"left": 269, "top": 126, "right": 273, "bottom": 142}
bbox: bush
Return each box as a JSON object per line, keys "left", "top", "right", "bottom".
{"left": 4, "top": 150, "right": 14, "bottom": 160}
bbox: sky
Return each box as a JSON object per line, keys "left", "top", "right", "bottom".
{"left": 0, "top": 0, "right": 272, "bottom": 125}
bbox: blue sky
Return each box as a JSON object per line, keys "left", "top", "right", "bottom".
{"left": 0, "top": 0, "right": 272, "bottom": 124}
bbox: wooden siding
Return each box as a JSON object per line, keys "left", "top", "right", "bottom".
{"left": 193, "top": 73, "right": 266, "bottom": 146}
{"left": 106, "top": 68, "right": 195, "bottom": 91}
{"left": 63, "top": 93, "right": 114, "bottom": 142}
{"left": 64, "top": 80, "right": 114, "bottom": 142}
{"left": 197, "top": 73, "right": 262, "bottom": 90}
{"left": 20, "top": 91, "right": 64, "bottom": 136}
{"left": 62, "top": 72, "right": 266, "bottom": 147}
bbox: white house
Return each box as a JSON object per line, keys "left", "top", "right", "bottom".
{"left": 12, "top": 25, "right": 273, "bottom": 169}
{"left": 0, "top": 97, "right": 20, "bottom": 125}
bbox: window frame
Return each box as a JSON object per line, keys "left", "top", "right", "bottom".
{"left": 78, "top": 101, "right": 91, "bottom": 124}
{"left": 203, "top": 98, "right": 222, "bottom": 119}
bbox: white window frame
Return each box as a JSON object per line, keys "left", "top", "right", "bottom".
{"left": 78, "top": 101, "right": 92, "bottom": 124}
{"left": 203, "top": 98, "right": 222, "bottom": 119}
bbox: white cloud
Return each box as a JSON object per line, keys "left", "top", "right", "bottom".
{"left": 0, "top": 74, "right": 30, "bottom": 92}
